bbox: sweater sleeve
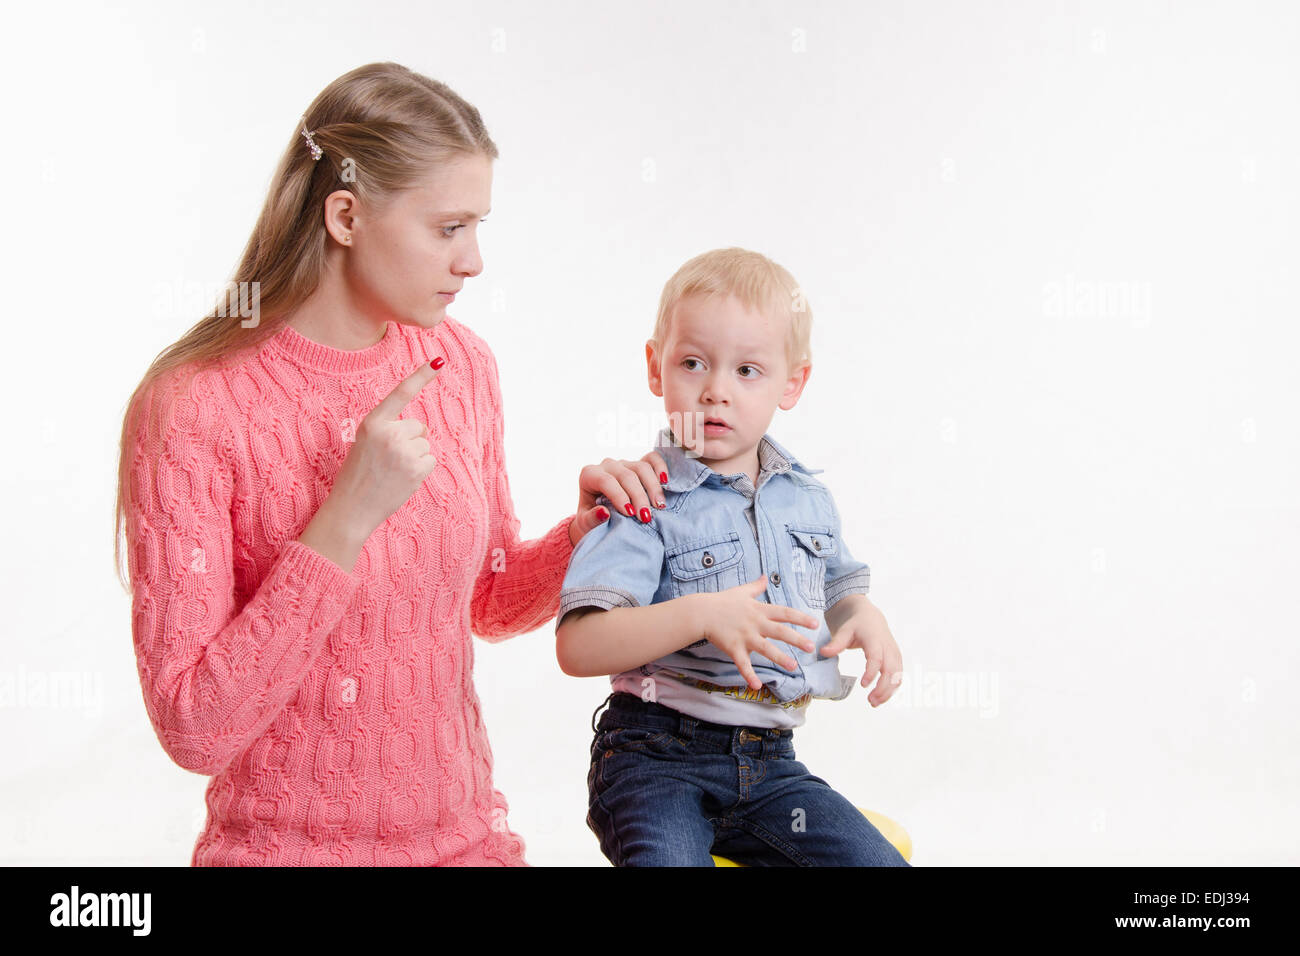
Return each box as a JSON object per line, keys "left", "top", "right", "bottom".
{"left": 469, "top": 345, "right": 577, "bottom": 641}
{"left": 126, "top": 371, "right": 360, "bottom": 776}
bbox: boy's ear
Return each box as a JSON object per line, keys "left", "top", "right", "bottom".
{"left": 778, "top": 361, "right": 811, "bottom": 411}
{"left": 646, "top": 340, "right": 664, "bottom": 397}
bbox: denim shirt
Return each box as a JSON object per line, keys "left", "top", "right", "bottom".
{"left": 558, "top": 426, "right": 871, "bottom": 723}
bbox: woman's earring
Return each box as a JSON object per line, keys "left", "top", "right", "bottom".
{"left": 344, "top": 234, "right": 352, "bottom": 243}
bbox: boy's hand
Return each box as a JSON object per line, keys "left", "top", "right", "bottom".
{"left": 691, "top": 575, "right": 819, "bottom": 691}
{"left": 819, "top": 604, "right": 903, "bottom": 707}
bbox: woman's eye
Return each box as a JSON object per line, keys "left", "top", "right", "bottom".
{"left": 441, "top": 217, "right": 486, "bottom": 239}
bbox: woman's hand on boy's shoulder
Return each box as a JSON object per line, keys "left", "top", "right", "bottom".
{"left": 570, "top": 450, "right": 672, "bottom": 546}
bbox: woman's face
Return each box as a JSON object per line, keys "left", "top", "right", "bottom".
{"left": 338, "top": 152, "right": 493, "bottom": 330}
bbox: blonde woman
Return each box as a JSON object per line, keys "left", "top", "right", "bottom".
{"left": 115, "top": 62, "right": 668, "bottom": 866}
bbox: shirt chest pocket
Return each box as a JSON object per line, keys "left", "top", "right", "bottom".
{"left": 665, "top": 532, "right": 746, "bottom": 598}
{"left": 787, "top": 526, "right": 837, "bottom": 610}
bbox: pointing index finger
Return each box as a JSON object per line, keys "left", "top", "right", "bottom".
{"left": 372, "top": 360, "right": 440, "bottom": 422}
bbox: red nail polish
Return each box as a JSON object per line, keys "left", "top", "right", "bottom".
{"left": 640, "top": 507, "right": 651, "bottom": 523}
{"left": 659, "top": 471, "right": 668, "bottom": 484}
{"left": 431, "top": 356, "right": 445, "bottom": 370}
{"left": 597, "top": 506, "right": 609, "bottom": 520}
{"left": 624, "top": 503, "right": 635, "bottom": 517}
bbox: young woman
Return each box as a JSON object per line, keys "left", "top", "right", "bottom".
{"left": 115, "top": 61, "right": 668, "bottom": 866}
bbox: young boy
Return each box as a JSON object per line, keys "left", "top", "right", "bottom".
{"left": 555, "top": 247, "right": 909, "bottom": 867}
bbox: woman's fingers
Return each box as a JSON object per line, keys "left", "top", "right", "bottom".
{"left": 584, "top": 465, "right": 643, "bottom": 523}
{"left": 599, "top": 459, "right": 654, "bottom": 523}
{"left": 583, "top": 452, "right": 669, "bottom": 524}
{"left": 395, "top": 417, "right": 428, "bottom": 438}
{"left": 619, "top": 458, "right": 666, "bottom": 509}
{"left": 640, "top": 450, "right": 670, "bottom": 487}
{"left": 370, "top": 361, "right": 440, "bottom": 423}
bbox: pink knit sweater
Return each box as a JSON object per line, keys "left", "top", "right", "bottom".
{"left": 125, "top": 316, "right": 576, "bottom": 865}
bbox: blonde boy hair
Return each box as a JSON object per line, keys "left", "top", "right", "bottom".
{"left": 650, "top": 247, "right": 812, "bottom": 373}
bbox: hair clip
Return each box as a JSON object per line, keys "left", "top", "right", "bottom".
{"left": 301, "top": 122, "right": 323, "bottom": 161}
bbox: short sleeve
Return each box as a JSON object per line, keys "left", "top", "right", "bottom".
{"left": 556, "top": 508, "right": 665, "bottom": 628}
{"left": 822, "top": 491, "right": 871, "bottom": 608}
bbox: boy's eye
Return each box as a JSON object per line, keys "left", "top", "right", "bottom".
{"left": 738, "top": 365, "right": 758, "bottom": 377}
{"left": 682, "top": 358, "right": 701, "bottom": 370}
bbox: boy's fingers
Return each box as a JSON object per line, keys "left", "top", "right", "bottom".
{"left": 757, "top": 638, "right": 798, "bottom": 672}
{"left": 734, "top": 656, "right": 762, "bottom": 691}
{"left": 821, "top": 623, "right": 855, "bottom": 657}
{"left": 869, "top": 665, "right": 903, "bottom": 705}
{"left": 769, "top": 603, "right": 819, "bottom": 632}
{"left": 762, "top": 619, "right": 815, "bottom": 654}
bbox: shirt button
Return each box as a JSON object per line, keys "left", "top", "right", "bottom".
{"left": 813, "top": 539, "right": 821, "bottom": 551}
{"left": 702, "top": 552, "right": 714, "bottom": 568}
{"left": 771, "top": 572, "right": 781, "bottom": 586}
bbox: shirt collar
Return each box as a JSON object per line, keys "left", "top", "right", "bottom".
{"left": 653, "top": 426, "right": 823, "bottom": 494}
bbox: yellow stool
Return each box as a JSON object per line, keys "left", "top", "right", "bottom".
{"left": 711, "top": 807, "right": 912, "bottom": 866}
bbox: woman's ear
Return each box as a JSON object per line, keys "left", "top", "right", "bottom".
{"left": 322, "top": 189, "right": 358, "bottom": 247}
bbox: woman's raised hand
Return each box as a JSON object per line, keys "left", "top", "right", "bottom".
{"left": 329, "top": 360, "right": 443, "bottom": 537}
{"left": 570, "top": 449, "right": 672, "bottom": 546}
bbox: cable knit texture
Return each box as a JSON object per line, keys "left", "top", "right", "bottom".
{"left": 125, "top": 316, "right": 576, "bottom": 866}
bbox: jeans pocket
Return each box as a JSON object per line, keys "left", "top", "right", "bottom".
{"left": 599, "top": 727, "right": 672, "bottom": 754}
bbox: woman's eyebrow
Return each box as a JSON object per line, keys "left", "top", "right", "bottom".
{"left": 433, "top": 208, "right": 491, "bottom": 218}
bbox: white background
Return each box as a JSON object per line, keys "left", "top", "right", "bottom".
{"left": 2, "top": 0, "right": 1296, "bottom": 865}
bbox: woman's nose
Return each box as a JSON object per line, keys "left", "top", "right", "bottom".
{"left": 455, "top": 237, "right": 483, "bottom": 277}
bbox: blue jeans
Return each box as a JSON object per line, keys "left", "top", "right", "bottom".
{"left": 586, "top": 692, "right": 911, "bottom": 867}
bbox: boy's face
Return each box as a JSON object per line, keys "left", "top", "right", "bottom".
{"left": 646, "top": 293, "right": 810, "bottom": 470}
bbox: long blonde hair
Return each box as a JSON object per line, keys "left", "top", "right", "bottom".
{"left": 114, "top": 61, "right": 498, "bottom": 591}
